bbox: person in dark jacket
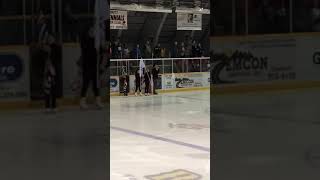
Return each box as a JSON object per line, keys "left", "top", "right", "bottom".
{"left": 152, "top": 64, "right": 160, "bottom": 95}
{"left": 133, "top": 44, "right": 141, "bottom": 59}
{"left": 153, "top": 43, "right": 161, "bottom": 58}
{"left": 192, "top": 40, "right": 197, "bottom": 57}
{"left": 196, "top": 43, "right": 204, "bottom": 57}
{"left": 134, "top": 68, "right": 142, "bottom": 96}
{"left": 171, "top": 41, "right": 179, "bottom": 58}
{"left": 123, "top": 79, "right": 128, "bottom": 96}
{"left": 43, "top": 45, "right": 57, "bottom": 112}
{"left": 79, "top": 26, "right": 104, "bottom": 109}
{"left": 144, "top": 68, "right": 151, "bottom": 96}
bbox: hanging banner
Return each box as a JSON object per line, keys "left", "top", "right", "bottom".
{"left": 110, "top": 10, "right": 128, "bottom": 30}
{"left": 177, "top": 13, "right": 202, "bottom": 31}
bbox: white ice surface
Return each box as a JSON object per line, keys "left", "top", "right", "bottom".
{"left": 213, "top": 89, "right": 320, "bottom": 180}
{"left": 110, "top": 91, "right": 210, "bottom": 180}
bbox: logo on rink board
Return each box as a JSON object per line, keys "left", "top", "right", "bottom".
{"left": 0, "top": 54, "right": 23, "bottom": 82}
{"left": 110, "top": 78, "right": 118, "bottom": 88}
{"left": 168, "top": 123, "right": 209, "bottom": 130}
{"left": 145, "top": 169, "right": 202, "bottom": 180}
{"left": 305, "top": 144, "right": 320, "bottom": 168}
{"left": 313, "top": 52, "right": 320, "bottom": 64}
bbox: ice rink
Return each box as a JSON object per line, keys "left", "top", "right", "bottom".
{"left": 214, "top": 88, "right": 320, "bottom": 179}
{"left": 0, "top": 106, "right": 108, "bottom": 180}
{"left": 1, "top": 88, "right": 320, "bottom": 179}
{"left": 110, "top": 90, "right": 211, "bottom": 180}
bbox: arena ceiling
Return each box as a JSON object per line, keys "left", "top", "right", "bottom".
{"left": 110, "top": 0, "right": 210, "bottom": 9}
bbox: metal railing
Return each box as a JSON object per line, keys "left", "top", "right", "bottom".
{"left": 110, "top": 57, "right": 210, "bottom": 76}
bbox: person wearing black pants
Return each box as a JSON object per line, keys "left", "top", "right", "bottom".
{"left": 43, "top": 49, "right": 57, "bottom": 112}
{"left": 81, "top": 67, "right": 99, "bottom": 97}
{"left": 80, "top": 26, "right": 103, "bottom": 109}
{"left": 144, "top": 69, "right": 151, "bottom": 96}
{"left": 44, "top": 83, "right": 57, "bottom": 112}
{"left": 152, "top": 64, "right": 160, "bottom": 95}
{"left": 135, "top": 69, "right": 142, "bottom": 96}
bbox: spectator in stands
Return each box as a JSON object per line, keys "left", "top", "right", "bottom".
{"left": 171, "top": 41, "right": 181, "bottom": 73}
{"left": 123, "top": 44, "right": 130, "bottom": 59}
{"left": 196, "top": 43, "right": 204, "bottom": 57}
{"left": 132, "top": 44, "right": 141, "bottom": 59}
{"left": 143, "top": 40, "right": 152, "bottom": 58}
{"left": 171, "top": 41, "right": 179, "bottom": 58}
{"left": 258, "top": 0, "right": 277, "bottom": 33}
{"left": 160, "top": 48, "right": 166, "bottom": 58}
{"left": 192, "top": 40, "right": 197, "bottom": 57}
{"left": 185, "top": 36, "right": 193, "bottom": 58}
{"left": 180, "top": 42, "right": 186, "bottom": 58}
{"left": 117, "top": 42, "right": 122, "bottom": 58}
{"left": 312, "top": 7, "right": 320, "bottom": 31}
{"left": 153, "top": 43, "right": 161, "bottom": 58}
{"left": 109, "top": 42, "right": 113, "bottom": 58}
{"left": 111, "top": 39, "right": 117, "bottom": 58}
{"left": 180, "top": 42, "right": 187, "bottom": 72}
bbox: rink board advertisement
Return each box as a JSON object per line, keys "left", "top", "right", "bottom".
{"left": 110, "top": 10, "right": 128, "bottom": 30}
{"left": 0, "top": 47, "right": 30, "bottom": 101}
{"left": 111, "top": 72, "right": 209, "bottom": 92}
{"left": 162, "top": 72, "right": 210, "bottom": 89}
{"left": 177, "top": 13, "right": 202, "bottom": 31}
{"left": 211, "top": 34, "right": 320, "bottom": 84}
{"left": 110, "top": 76, "right": 119, "bottom": 92}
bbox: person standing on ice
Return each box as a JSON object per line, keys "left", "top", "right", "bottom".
{"left": 79, "top": 25, "right": 104, "bottom": 109}
{"left": 152, "top": 64, "right": 160, "bottom": 95}
{"left": 43, "top": 44, "right": 57, "bottom": 112}
{"left": 144, "top": 68, "right": 151, "bottom": 96}
{"left": 134, "top": 68, "right": 142, "bottom": 96}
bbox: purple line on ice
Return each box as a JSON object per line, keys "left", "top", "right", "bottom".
{"left": 111, "top": 126, "right": 210, "bottom": 152}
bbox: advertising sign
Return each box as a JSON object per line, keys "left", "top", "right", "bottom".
{"left": 110, "top": 10, "right": 128, "bottom": 30}
{"left": 110, "top": 76, "right": 119, "bottom": 92}
{"left": 162, "top": 72, "right": 209, "bottom": 89}
{"left": 211, "top": 37, "right": 298, "bottom": 84}
{"left": 0, "top": 47, "right": 30, "bottom": 101}
{"left": 177, "top": 13, "right": 202, "bottom": 30}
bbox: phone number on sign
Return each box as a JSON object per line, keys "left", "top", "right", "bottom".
{"left": 268, "top": 72, "right": 296, "bottom": 81}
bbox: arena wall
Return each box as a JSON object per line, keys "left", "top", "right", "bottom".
{"left": 2, "top": 32, "right": 320, "bottom": 107}
{"left": 211, "top": 33, "right": 320, "bottom": 94}
{"left": 110, "top": 72, "right": 210, "bottom": 96}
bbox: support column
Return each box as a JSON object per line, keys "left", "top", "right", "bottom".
{"left": 289, "top": 0, "right": 293, "bottom": 33}
{"left": 154, "top": 13, "right": 168, "bottom": 46}
{"left": 58, "top": 0, "right": 62, "bottom": 43}
{"left": 23, "top": 0, "right": 26, "bottom": 44}
{"left": 245, "top": 0, "right": 248, "bottom": 35}
{"left": 51, "top": 0, "right": 56, "bottom": 35}
{"left": 232, "top": 0, "right": 236, "bottom": 35}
